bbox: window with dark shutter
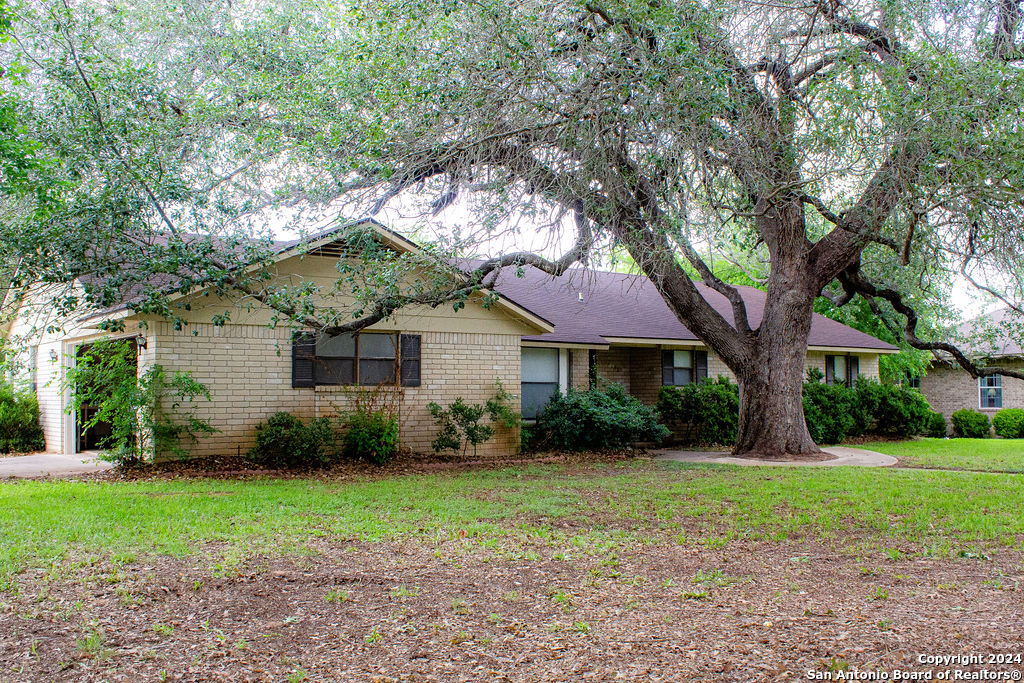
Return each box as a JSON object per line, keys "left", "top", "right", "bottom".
{"left": 824, "top": 355, "right": 835, "bottom": 384}
{"left": 662, "top": 349, "right": 698, "bottom": 386}
{"left": 399, "top": 334, "right": 421, "bottom": 387}
{"left": 291, "top": 332, "right": 316, "bottom": 388}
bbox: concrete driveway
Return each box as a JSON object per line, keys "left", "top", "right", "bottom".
{"left": 0, "top": 451, "right": 112, "bottom": 479}
{"left": 654, "top": 446, "right": 897, "bottom": 468}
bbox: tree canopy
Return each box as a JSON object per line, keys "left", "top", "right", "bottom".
{"left": 2, "top": 0, "right": 1023, "bottom": 454}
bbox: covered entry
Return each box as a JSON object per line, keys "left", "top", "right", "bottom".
{"left": 73, "top": 339, "right": 138, "bottom": 452}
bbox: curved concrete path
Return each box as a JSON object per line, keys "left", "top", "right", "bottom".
{"left": 654, "top": 446, "right": 896, "bottom": 468}
{"left": 0, "top": 451, "right": 112, "bottom": 479}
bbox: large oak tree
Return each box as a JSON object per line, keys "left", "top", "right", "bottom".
{"left": 3, "top": 0, "right": 1024, "bottom": 456}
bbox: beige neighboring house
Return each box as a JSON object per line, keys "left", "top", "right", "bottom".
{"left": 2, "top": 220, "right": 897, "bottom": 460}
{"left": 918, "top": 307, "right": 1024, "bottom": 423}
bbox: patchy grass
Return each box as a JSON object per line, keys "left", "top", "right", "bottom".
{"left": 1, "top": 460, "right": 1023, "bottom": 591}
{"left": 857, "top": 438, "right": 1024, "bottom": 472}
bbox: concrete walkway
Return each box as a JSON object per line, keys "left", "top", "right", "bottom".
{"left": 0, "top": 451, "right": 112, "bottom": 479}
{"left": 654, "top": 445, "right": 897, "bottom": 468}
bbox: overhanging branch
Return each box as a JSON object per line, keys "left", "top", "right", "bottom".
{"left": 839, "top": 266, "right": 1024, "bottom": 381}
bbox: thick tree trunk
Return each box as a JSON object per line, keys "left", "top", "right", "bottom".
{"left": 732, "top": 280, "right": 820, "bottom": 458}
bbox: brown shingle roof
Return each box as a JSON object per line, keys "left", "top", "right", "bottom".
{"left": 490, "top": 265, "right": 897, "bottom": 351}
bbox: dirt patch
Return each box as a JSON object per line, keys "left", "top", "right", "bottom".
{"left": 2, "top": 538, "right": 1021, "bottom": 681}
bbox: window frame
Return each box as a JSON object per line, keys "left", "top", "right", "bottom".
{"left": 314, "top": 331, "right": 399, "bottom": 387}
{"left": 521, "top": 347, "right": 560, "bottom": 420}
{"left": 662, "top": 349, "right": 695, "bottom": 387}
{"left": 979, "top": 374, "right": 1003, "bottom": 409}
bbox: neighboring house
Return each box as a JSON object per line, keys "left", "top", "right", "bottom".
{"left": 919, "top": 307, "right": 1024, "bottom": 422}
{"left": 2, "top": 220, "right": 897, "bottom": 459}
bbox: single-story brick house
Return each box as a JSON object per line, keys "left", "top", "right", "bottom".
{"left": 918, "top": 307, "right": 1024, "bottom": 423}
{"left": 2, "top": 220, "right": 897, "bottom": 459}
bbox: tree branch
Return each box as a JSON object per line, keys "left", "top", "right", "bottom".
{"left": 842, "top": 266, "right": 1024, "bottom": 380}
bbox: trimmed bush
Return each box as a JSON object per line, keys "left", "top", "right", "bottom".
{"left": 533, "top": 383, "right": 669, "bottom": 451}
{"left": 925, "top": 411, "right": 947, "bottom": 438}
{"left": 342, "top": 408, "right": 399, "bottom": 464}
{"left": 853, "top": 379, "right": 932, "bottom": 438}
{"left": 950, "top": 409, "right": 991, "bottom": 439}
{"left": 657, "top": 377, "right": 739, "bottom": 445}
{"left": 0, "top": 382, "right": 44, "bottom": 453}
{"left": 247, "top": 412, "right": 336, "bottom": 468}
{"left": 802, "top": 381, "right": 859, "bottom": 444}
{"left": 992, "top": 408, "right": 1024, "bottom": 439}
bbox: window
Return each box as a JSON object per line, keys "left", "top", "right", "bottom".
{"left": 661, "top": 349, "right": 708, "bottom": 386}
{"left": 522, "top": 347, "right": 559, "bottom": 420}
{"left": 980, "top": 375, "right": 1002, "bottom": 409}
{"left": 901, "top": 372, "right": 921, "bottom": 390}
{"left": 825, "top": 355, "right": 860, "bottom": 385}
{"left": 292, "top": 332, "right": 420, "bottom": 388}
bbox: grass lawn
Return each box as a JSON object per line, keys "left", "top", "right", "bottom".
{"left": 856, "top": 437, "right": 1024, "bottom": 472}
{"left": 1, "top": 459, "right": 1022, "bottom": 679}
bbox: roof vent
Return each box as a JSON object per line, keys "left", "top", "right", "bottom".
{"left": 577, "top": 292, "right": 584, "bottom": 302}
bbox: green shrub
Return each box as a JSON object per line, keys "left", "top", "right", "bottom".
{"left": 429, "top": 382, "right": 519, "bottom": 457}
{"left": 925, "top": 411, "right": 947, "bottom": 438}
{"left": 802, "top": 381, "right": 858, "bottom": 444}
{"left": 992, "top": 408, "right": 1024, "bottom": 439}
{"left": 429, "top": 398, "right": 494, "bottom": 456}
{"left": 342, "top": 408, "right": 399, "bottom": 464}
{"left": 247, "top": 412, "right": 336, "bottom": 468}
{"left": 950, "top": 409, "right": 991, "bottom": 439}
{"left": 533, "top": 383, "right": 669, "bottom": 451}
{"left": 656, "top": 377, "right": 739, "bottom": 445}
{"left": 853, "top": 379, "right": 931, "bottom": 437}
{"left": 0, "top": 382, "right": 44, "bottom": 453}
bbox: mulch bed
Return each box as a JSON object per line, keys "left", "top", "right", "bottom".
{"left": 1, "top": 536, "right": 1021, "bottom": 681}
{"left": 92, "top": 449, "right": 649, "bottom": 482}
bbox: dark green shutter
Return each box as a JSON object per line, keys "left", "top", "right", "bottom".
{"left": 400, "top": 334, "right": 421, "bottom": 387}
{"left": 825, "top": 356, "right": 835, "bottom": 384}
{"left": 848, "top": 356, "right": 859, "bottom": 383}
{"left": 695, "top": 350, "right": 708, "bottom": 382}
{"left": 292, "top": 332, "right": 316, "bottom": 388}
{"left": 661, "top": 350, "right": 674, "bottom": 385}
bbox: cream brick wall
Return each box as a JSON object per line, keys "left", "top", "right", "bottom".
{"left": 152, "top": 324, "right": 521, "bottom": 460}
{"left": 919, "top": 360, "right": 1024, "bottom": 422}
{"left": 152, "top": 321, "right": 314, "bottom": 459}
